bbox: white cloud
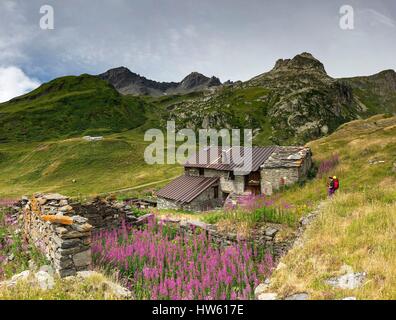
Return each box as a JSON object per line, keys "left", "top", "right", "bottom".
{"left": 0, "top": 66, "right": 40, "bottom": 103}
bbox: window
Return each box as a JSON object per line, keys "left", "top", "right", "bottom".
{"left": 213, "top": 186, "right": 219, "bottom": 199}
{"left": 199, "top": 168, "right": 204, "bottom": 176}
{"left": 229, "top": 171, "right": 235, "bottom": 181}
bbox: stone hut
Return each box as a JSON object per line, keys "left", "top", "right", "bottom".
{"left": 261, "top": 146, "right": 312, "bottom": 195}
{"left": 157, "top": 146, "right": 312, "bottom": 211}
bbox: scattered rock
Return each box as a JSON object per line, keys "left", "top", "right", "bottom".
{"left": 76, "top": 271, "right": 132, "bottom": 299}
{"left": 275, "top": 262, "right": 287, "bottom": 271}
{"left": 342, "top": 296, "right": 357, "bottom": 300}
{"left": 285, "top": 292, "right": 309, "bottom": 300}
{"left": 368, "top": 159, "right": 385, "bottom": 165}
{"left": 265, "top": 227, "right": 278, "bottom": 237}
{"left": 326, "top": 271, "right": 366, "bottom": 289}
{"left": 39, "top": 265, "right": 54, "bottom": 276}
{"left": 254, "top": 280, "right": 270, "bottom": 298}
{"left": 257, "top": 292, "right": 278, "bottom": 300}
{"left": 11, "top": 270, "right": 31, "bottom": 282}
{"left": 102, "top": 280, "right": 132, "bottom": 299}
{"left": 35, "top": 270, "right": 55, "bottom": 290}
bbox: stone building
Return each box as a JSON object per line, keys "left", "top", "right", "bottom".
{"left": 157, "top": 146, "right": 312, "bottom": 211}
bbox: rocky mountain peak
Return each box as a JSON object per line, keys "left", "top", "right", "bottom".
{"left": 179, "top": 72, "right": 221, "bottom": 90}
{"left": 272, "top": 52, "right": 326, "bottom": 74}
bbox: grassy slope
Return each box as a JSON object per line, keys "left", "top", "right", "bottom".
{"left": 0, "top": 75, "right": 147, "bottom": 142}
{"left": 268, "top": 114, "right": 396, "bottom": 299}
{"left": 0, "top": 130, "right": 182, "bottom": 198}
{"left": 0, "top": 75, "right": 182, "bottom": 198}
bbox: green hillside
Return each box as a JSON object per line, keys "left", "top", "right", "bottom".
{"left": 0, "top": 130, "right": 182, "bottom": 198}
{"left": 267, "top": 114, "right": 396, "bottom": 299}
{"left": 0, "top": 74, "right": 147, "bottom": 142}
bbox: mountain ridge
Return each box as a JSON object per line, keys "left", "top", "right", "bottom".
{"left": 98, "top": 67, "right": 221, "bottom": 96}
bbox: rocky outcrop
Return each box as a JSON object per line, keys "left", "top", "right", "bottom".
{"left": 343, "top": 69, "right": 396, "bottom": 115}
{"left": 99, "top": 67, "right": 221, "bottom": 96}
{"left": 165, "top": 52, "right": 364, "bottom": 145}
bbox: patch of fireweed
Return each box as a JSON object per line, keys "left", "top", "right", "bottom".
{"left": 92, "top": 219, "right": 274, "bottom": 300}
{"left": 317, "top": 153, "right": 340, "bottom": 178}
{"left": 218, "top": 194, "right": 300, "bottom": 228}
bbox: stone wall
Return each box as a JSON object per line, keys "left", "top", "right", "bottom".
{"left": 185, "top": 167, "right": 245, "bottom": 195}
{"left": 71, "top": 196, "right": 137, "bottom": 230}
{"left": 260, "top": 167, "right": 300, "bottom": 195}
{"left": 20, "top": 194, "right": 148, "bottom": 277}
{"left": 22, "top": 194, "right": 92, "bottom": 277}
{"left": 161, "top": 219, "right": 293, "bottom": 261}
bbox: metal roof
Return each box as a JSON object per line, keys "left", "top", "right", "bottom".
{"left": 184, "top": 146, "right": 278, "bottom": 172}
{"left": 156, "top": 175, "right": 219, "bottom": 204}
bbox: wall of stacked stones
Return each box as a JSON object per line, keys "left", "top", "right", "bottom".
{"left": 20, "top": 194, "right": 142, "bottom": 277}
{"left": 70, "top": 196, "right": 137, "bottom": 230}
{"left": 164, "top": 219, "right": 293, "bottom": 261}
{"left": 22, "top": 194, "right": 93, "bottom": 277}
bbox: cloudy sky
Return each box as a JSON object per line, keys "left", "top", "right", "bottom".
{"left": 0, "top": 0, "right": 395, "bottom": 102}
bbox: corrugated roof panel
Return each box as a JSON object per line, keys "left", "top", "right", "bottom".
{"left": 184, "top": 146, "right": 278, "bottom": 172}
{"left": 156, "top": 175, "right": 219, "bottom": 203}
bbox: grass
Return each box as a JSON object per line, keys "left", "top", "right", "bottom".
{"left": 0, "top": 207, "right": 48, "bottom": 280}
{"left": 0, "top": 271, "right": 128, "bottom": 300}
{"left": 267, "top": 114, "right": 396, "bottom": 299}
{"left": 0, "top": 130, "right": 182, "bottom": 198}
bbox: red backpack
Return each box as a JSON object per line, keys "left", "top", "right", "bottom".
{"left": 333, "top": 179, "right": 339, "bottom": 190}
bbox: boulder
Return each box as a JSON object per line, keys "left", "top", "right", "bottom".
{"left": 254, "top": 280, "right": 270, "bottom": 298}
{"left": 285, "top": 292, "right": 309, "bottom": 300}
{"left": 265, "top": 227, "right": 278, "bottom": 237}
{"left": 257, "top": 292, "right": 278, "bottom": 300}
{"left": 326, "top": 272, "right": 366, "bottom": 289}
{"left": 342, "top": 296, "right": 357, "bottom": 300}
{"left": 35, "top": 270, "right": 55, "bottom": 290}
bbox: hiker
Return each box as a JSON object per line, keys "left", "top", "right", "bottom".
{"left": 328, "top": 176, "right": 339, "bottom": 197}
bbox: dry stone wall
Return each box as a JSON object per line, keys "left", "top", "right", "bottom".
{"left": 161, "top": 218, "right": 293, "bottom": 261}
{"left": 22, "top": 193, "right": 92, "bottom": 277}
{"left": 71, "top": 196, "right": 138, "bottom": 230}
{"left": 20, "top": 194, "right": 149, "bottom": 277}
